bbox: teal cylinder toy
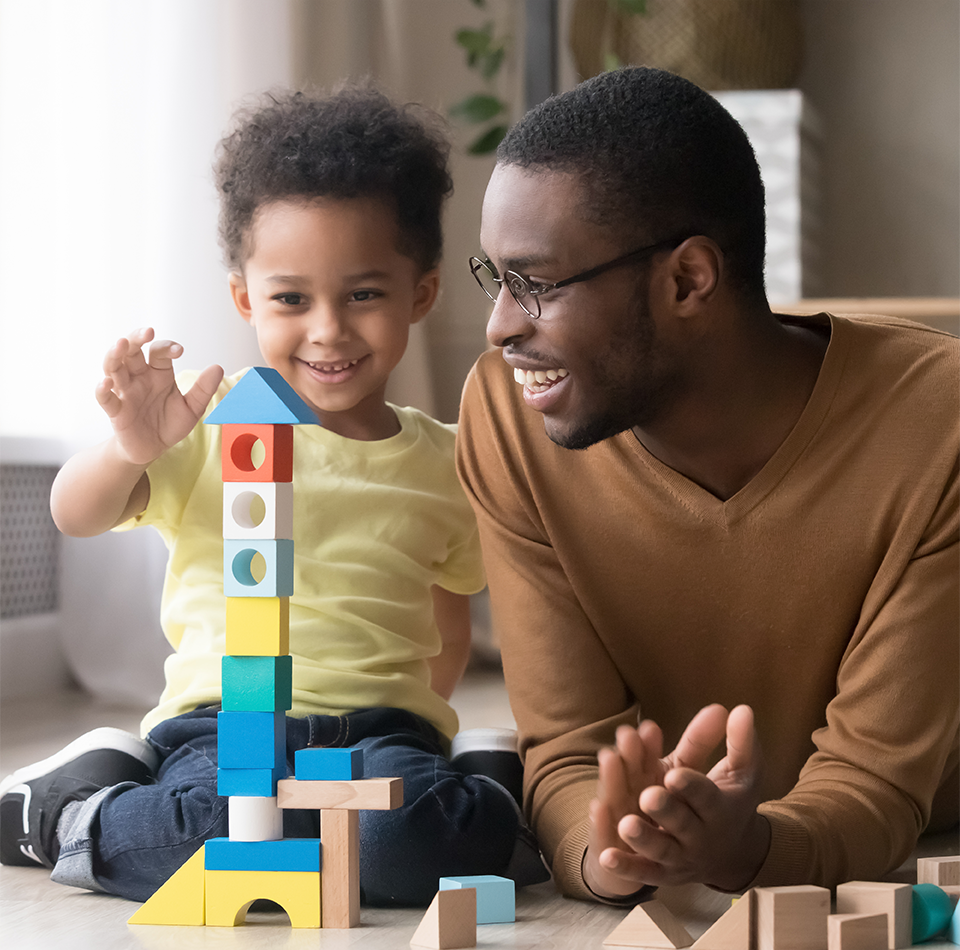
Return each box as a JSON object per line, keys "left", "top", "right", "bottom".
{"left": 912, "top": 883, "right": 953, "bottom": 943}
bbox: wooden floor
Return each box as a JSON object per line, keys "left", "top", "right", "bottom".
{"left": 1, "top": 669, "right": 957, "bottom": 949}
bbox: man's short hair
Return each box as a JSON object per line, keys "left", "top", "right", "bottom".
{"left": 215, "top": 84, "right": 452, "bottom": 273}
{"left": 497, "top": 66, "right": 766, "bottom": 296}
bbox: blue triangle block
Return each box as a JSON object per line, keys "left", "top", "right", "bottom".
{"left": 204, "top": 367, "right": 319, "bottom": 426}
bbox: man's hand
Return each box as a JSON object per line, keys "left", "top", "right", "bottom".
{"left": 585, "top": 704, "right": 771, "bottom": 898}
{"left": 96, "top": 327, "right": 223, "bottom": 466}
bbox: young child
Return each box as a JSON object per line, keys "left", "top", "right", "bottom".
{"left": 0, "top": 86, "right": 546, "bottom": 905}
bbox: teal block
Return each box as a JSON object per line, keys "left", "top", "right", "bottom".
{"left": 204, "top": 837, "right": 321, "bottom": 872}
{"left": 294, "top": 747, "right": 364, "bottom": 781}
{"left": 223, "top": 539, "right": 294, "bottom": 598}
{"left": 913, "top": 883, "right": 953, "bottom": 943}
{"left": 217, "top": 767, "right": 286, "bottom": 797}
{"left": 204, "top": 366, "right": 319, "bottom": 426}
{"left": 222, "top": 655, "right": 293, "bottom": 712}
{"left": 218, "top": 711, "right": 286, "bottom": 771}
{"left": 440, "top": 875, "right": 515, "bottom": 923}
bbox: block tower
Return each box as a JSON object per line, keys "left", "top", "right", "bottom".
{"left": 129, "top": 367, "right": 403, "bottom": 930}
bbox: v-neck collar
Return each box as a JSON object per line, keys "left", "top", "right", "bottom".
{"left": 623, "top": 313, "right": 847, "bottom": 527}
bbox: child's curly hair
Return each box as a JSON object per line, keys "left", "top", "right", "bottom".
{"left": 214, "top": 84, "right": 453, "bottom": 273}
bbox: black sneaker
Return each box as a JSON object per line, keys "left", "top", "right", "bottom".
{"left": 451, "top": 727, "right": 524, "bottom": 808}
{"left": 0, "top": 727, "right": 158, "bottom": 868}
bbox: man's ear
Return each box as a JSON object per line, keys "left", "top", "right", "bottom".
{"left": 228, "top": 272, "right": 253, "bottom": 323}
{"left": 668, "top": 237, "right": 722, "bottom": 310}
{"left": 411, "top": 268, "right": 441, "bottom": 324}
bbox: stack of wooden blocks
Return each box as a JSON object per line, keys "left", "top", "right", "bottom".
{"left": 129, "top": 367, "right": 403, "bottom": 930}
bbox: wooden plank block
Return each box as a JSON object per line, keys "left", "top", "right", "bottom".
{"left": 693, "top": 890, "right": 755, "bottom": 950}
{"left": 277, "top": 776, "right": 403, "bottom": 811}
{"left": 918, "top": 857, "right": 960, "bottom": 893}
{"left": 320, "top": 809, "right": 360, "bottom": 929}
{"left": 411, "top": 888, "right": 477, "bottom": 949}
{"left": 756, "top": 886, "right": 829, "bottom": 950}
{"left": 604, "top": 899, "right": 694, "bottom": 948}
{"left": 836, "top": 881, "right": 912, "bottom": 949}
{"left": 828, "top": 915, "right": 888, "bottom": 950}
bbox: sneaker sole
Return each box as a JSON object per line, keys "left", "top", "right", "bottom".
{"left": 0, "top": 727, "right": 158, "bottom": 798}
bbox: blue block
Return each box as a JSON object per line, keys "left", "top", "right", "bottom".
{"left": 948, "top": 900, "right": 960, "bottom": 945}
{"left": 217, "top": 767, "right": 286, "bottom": 797}
{"left": 204, "top": 837, "right": 321, "bottom": 872}
{"left": 204, "top": 366, "right": 319, "bottom": 426}
{"left": 217, "top": 711, "right": 286, "bottom": 770}
{"left": 222, "top": 655, "right": 293, "bottom": 712}
{"left": 223, "top": 539, "right": 294, "bottom": 598}
{"left": 294, "top": 747, "right": 364, "bottom": 781}
{"left": 440, "top": 875, "right": 515, "bottom": 923}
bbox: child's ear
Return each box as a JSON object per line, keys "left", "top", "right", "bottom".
{"left": 411, "top": 268, "right": 440, "bottom": 324}
{"left": 228, "top": 272, "right": 253, "bottom": 323}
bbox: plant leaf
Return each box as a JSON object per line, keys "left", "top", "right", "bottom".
{"left": 603, "top": 51, "right": 623, "bottom": 72}
{"left": 609, "top": 0, "right": 647, "bottom": 13}
{"left": 480, "top": 44, "right": 505, "bottom": 80}
{"left": 450, "top": 93, "right": 506, "bottom": 123}
{"left": 467, "top": 124, "right": 509, "bottom": 155}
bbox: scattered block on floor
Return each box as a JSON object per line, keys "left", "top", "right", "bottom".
{"left": 225, "top": 596, "right": 289, "bottom": 656}
{"left": 223, "top": 539, "right": 295, "bottom": 598}
{"left": 411, "top": 887, "right": 477, "bottom": 949}
{"left": 692, "top": 890, "right": 755, "bottom": 950}
{"left": 836, "top": 881, "right": 912, "bottom": 949}
{"left": 227, "top": 794, "right": 284, "bottom": 842}
{"left": 440, "top": 875, "right": 515, "bottom": 924}
{"left": 204, "top": 837, "right": 321, "bottom": 872}
{"left": 221, "top": 654, "right": 293, "bottom": 712}
{"left": 217, "top": 710, "right": 286, "bottom": 770}
{"left": 277, "top": 776, "right": 403, "bottom": 811}
{"left": 756, "top": 885, "right": 830, "bottom": 950}
{"left": 295, "top": 747, "right": 364, "bottom": 781}
{"left": 204, "top": 868, "right": 321, "bottom": 928}
{"left": 828, "top": 914, "right": 888, "bottom": 950}
{"left": 128, "top": 845, "right": 206, "bottom": 926}
{"left": 604, "top": 899, "right": 695, "bottom": 948}
{"left": 320, "top": 809, "right": 360, "bottom": 929}
{"left": 918, "top": 857, "right": 960, "bottom": 894}
{"left": 912, "top": 883, "right": 954, "bottom": 943}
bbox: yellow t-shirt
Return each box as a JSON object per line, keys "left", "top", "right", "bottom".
{"left": 128, "top": 370, "right": 485, "bottom": 740}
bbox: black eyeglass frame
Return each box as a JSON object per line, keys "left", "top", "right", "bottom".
{"left": 469, "top": 237, "right": 687, "bottom": 319}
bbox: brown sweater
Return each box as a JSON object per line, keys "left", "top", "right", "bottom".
{"left": 457, "top": 313, "right": 959, "bottom": 900}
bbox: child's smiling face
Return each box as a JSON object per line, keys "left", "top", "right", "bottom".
{"left": 230, "top": 197, "right": 439, "bottom": 441}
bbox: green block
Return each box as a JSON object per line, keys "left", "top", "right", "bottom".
{"left": 222, "top": 655, "right": 293, "bottom": 712}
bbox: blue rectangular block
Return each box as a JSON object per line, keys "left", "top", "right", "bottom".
{"left": 440, "top": 875, "right": 515, "bottom": 924}
{"left": 205, "top": 837, "right": 321, "bottom": 872}
{"left": 217, "top": 710, "right": 286, "bottom": 771}
{"left": 223, "top": 539, "right": 294, "bottom": 598}
{"left": 294, "top": 747, "right": 364, "bottom": 781}
{"left": 217, "top": 767, "right": 286, "bottom": 797}
{"left": 222, "top": 655, "right": 293, "bottom": 712}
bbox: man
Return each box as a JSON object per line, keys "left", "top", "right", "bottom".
{"left": 456, "top": 67, "right": 959, "bottom": 904}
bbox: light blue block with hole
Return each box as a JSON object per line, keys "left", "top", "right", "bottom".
{"left": 439, "top": 875, "right": 514, "bottom": 923}
{"left": 294, "top": 747, "right": 364, "bottom": 781}
{"left": 223, "top": 539, "right": 294, "bottom": 598}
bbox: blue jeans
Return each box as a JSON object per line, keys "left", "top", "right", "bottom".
{"left": 51, "top": 706, "right": 521, "bottom": 906}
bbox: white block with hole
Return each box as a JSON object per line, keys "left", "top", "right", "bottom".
{"left": 228, "top": 795, "right": 284, "bottom": 841}
{"left": 222, "top": 481, "right": 293, "bottom": 540}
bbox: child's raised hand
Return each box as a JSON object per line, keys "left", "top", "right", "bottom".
{"left": 95, "top": 328, "right": 224, "bottom": 466}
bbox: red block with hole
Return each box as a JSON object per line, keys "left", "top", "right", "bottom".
{"left": 221, "top": 424, "right": 293, "bottom": 483}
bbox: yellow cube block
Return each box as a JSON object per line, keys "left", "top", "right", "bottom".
{"left": 204, "top": 869, "right": 320, "bottom": 928}
{"left": 225, "top": 597, "right": 289, "bottom": 656}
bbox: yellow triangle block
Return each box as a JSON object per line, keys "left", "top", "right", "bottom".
{"left": 128, "top": 845, "right": 206, "bottom": 926}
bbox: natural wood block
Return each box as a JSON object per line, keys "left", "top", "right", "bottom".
{"left": 836, "top": 881, "right": 912, "bottom": 948}
{"left": 828, "top": 915, "right": 888, "bottom": 950}
{"left": 411, "top": 888, "right": 477, "bottom": 949}
{"left": 604, "top": 899, "right": 695, "bottom": 948}
{"left": 917, "top": 857, "right": 960, "bottom": 892}
{"left": 320, "top": 809, "right": 360, "bottom": 929}
{"left": 277, "top": 776, "right": 403, "bottom": 811}
{"left": 693, "top": 890, "right": 755, "bottom": 950}
{"left": 756, "top": 885, "right": 830, "bottom": 950}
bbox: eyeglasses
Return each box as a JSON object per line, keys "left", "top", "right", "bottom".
{"left": 468, "top": 238, "right": 684, "bottom": 319}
